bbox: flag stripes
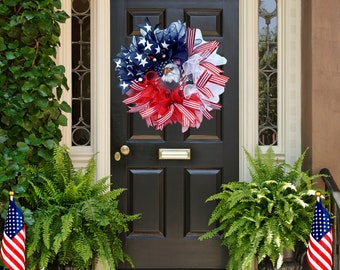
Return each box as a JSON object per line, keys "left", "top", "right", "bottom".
{"left": 1, "top": 226, "right": 26, "bottom": 270}
{"left": 1, "top": 198, "right": 26, "bottom": 270}
{"left": 307, "top": 199, "right": 333, "bottom": 270}
{"left": 307, "top": 230, "right": 333, "bottom": 270}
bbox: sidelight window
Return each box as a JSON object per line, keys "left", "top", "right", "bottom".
{"left": 71, "top": 0, "right": 91, "bottom": 146}
{"left": 258, "top": 0, "right": 278, "bottom": 146}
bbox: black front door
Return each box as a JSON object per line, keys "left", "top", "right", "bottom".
{"left": 111, "top": 0, "right": 239, "bottom": 268}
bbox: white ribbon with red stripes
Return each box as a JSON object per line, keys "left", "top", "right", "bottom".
{"left": 122, "top": 25, "right": 229, "bottom": 132}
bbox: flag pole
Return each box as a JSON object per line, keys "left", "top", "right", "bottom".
{"left": 315, "top": 191, "right": 321, "bottom": 202}
{"left": 9, "top": 191, "right": 14, "bottom": 202}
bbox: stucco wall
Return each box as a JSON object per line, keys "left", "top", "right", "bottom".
{"left": 301, "top": 0, "right": 340, "bottom": 184}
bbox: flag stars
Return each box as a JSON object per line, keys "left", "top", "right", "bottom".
{"left": 161, "top": 40, "right": 170, "bottom": 50}
{"left": 144, "top": 40, "right": 153, "bottom": 51}
{"left": 115, "top": 59, "right": 122, "bottom": 68}
{"left": 144, "top": 23, "right": 152, "bottom": 32}
{"left": 307, "top": 200, "right": 333, "bottom": 269}
{"left": 3, "top": 201, "right": 25, "bottom": 238}
{"left": 135, "top": 53, "right": 143, "bottom": 62}
{"left": 155, "top": 45, "right": 161, "bottom": 54}
{"left": 1, "top": 199, "right": 26, "bottom": 270}
{"left": 310, "top": 201, "right": 331, "bottom": 241}
{"left": 140, "top": 57, "right": 149, "bottom": 67}
{"left": 138, "top": 38, "right": 146, "bottom": 46}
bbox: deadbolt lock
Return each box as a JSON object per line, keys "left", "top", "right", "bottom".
{"left": 114, "top": 151, "right": 121, "bottom": 161}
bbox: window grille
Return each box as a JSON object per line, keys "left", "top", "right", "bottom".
{"left": 258, "top": 0, "right": 278, "bottom": 146}
{"left": 71, "top": 0, "right": 91, "bottom": 146}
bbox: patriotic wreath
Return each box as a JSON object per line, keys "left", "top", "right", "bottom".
{"left": 114, "top": 18, "right": 229, "bottom": 132}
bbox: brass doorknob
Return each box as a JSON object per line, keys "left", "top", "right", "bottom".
{"left": 120, "top": 145, "right": 130, "bottom": 156}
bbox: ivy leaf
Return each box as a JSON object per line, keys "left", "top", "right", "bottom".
{"left": 42, "top": 139, "right": 55, "bottom": 149}
{"left": 3, "top": 0, "right": 21, "bottom": 7}
{"left": 22, "top": 80, "right": 36, "bottom": 91}
{"left": 21, "top": 46, "right": 36, "bottom": 60}
{"left": 22, "top": 92, "right": 34, "bottom": 103}
{"left": 58, "top": 114, "right": 68, "bottom": 126}
{"left": 60, "top": 101, "right": 71, "bottom": 113}
{"left": 8, "top": 66, "right": 21, "bottom": 77}
{"left": 0, "top": 4, "right": 10, "bottom": 15}
{"left": 0, "top": 132, "right": 8, "bottom": 143}
{"left": 36, "top": 98, "right": 49, "bottom": 108}
{"left": 5, "top": 51, "right": 17, "bottom": 60}
{"left": 23, "top": 11, "right": 35, "bottom": 20}
{"left": 38, "top": 84, "right": 52, "bottom": 97}
{"left": 28, "top": 134, "right": 41, "bottom": 146}
{"left": 23, "top": 120, "right": 33, "bottom": 132}
{"left": 8, "top": 40, "right": 19, "bottom": 49}
{"left": 38, "top": 148, "right": 52, "bottom": 160}
{"left": 0, "top": 37, "right": 6, "bottom": 51}
{"left": 52, "top": 65, "right": 65, "bottom": 74}
{"left": 17, "top": 142, "right": 30, "bottom": 153}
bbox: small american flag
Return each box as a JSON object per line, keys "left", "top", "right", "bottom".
{"left": 307, "top": 199, "right": 333, "bottom": 270}
{"left": 1, "top": 198, "right": 26, "bottom": 270}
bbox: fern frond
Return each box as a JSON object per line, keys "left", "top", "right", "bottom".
{"left": 73, "top": 234, "right": 93, "bottom": 265}
{"left": 200, "top": 146, "right": 324, "bottom": 269}
{"left": 27, "top": 180, "right": 45, "bottom": 206}
{"left": 41, "top": 210, "right": 57, "bottom": 249}
{"left": 90, "top": 176, "right": 111, "bottom": 195}
{"left": 53, "top": 144, "right": 74, "bottom": 181}
{"left": 25, "top": 144, "right": 140, "bottom": 269}
{"left": 60, "top": 211, "right": 74, "bottom": 239}
{"left": 42, "top": 176, "right": 60, "bottom": 200}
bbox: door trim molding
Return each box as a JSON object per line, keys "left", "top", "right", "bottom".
{"left": 239, "top": 0, "right": 302, "bottom": 181}
{"left": 239, "top": 0, "right": 259, "bottom": 181}
{"left": 58, "top": 0, "right": 301, "bottom": 183}
{"left": 58, "top": 0, "right": 111, "bottom": 180}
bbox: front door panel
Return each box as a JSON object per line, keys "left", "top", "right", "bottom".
{"left": 111, "top": 0, "right": 239, "bottom": 268}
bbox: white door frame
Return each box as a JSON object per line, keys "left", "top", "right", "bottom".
{"left": 58, "top": 0, "right": 301, "bottom": 182}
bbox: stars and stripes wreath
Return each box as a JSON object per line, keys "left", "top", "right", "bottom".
{"left": 114, "top": 18, "right": 229, "bottom": 132}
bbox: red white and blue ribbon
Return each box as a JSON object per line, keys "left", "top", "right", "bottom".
{"left": 114, "top": 18, "right": 229, "bottom": 132}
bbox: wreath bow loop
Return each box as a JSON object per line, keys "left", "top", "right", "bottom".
{"left": 114, "top": 18, "right": 229, "bottom": 132}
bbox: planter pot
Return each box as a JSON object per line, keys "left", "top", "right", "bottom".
{"left": 258, "top": 256, "right": 275, "bottom": 270}
{"left": 47, "top": 263, "right": 73, "bottom": 270}
{"left": 47, "top": 262, "right": 94, "bottom": 270}
{"left": 257, "top": 249, "right": 303, "bottom": 270}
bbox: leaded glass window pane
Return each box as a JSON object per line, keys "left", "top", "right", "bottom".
{"left": 71, "top": 0, "right": 91, "bottom": 146}
{"left": 258, "top": 0, "right": 278, "bottom": 146}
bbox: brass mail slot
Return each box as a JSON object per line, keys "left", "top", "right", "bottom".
{"left": 159, "top": 148, "right": 191, "bottom": 160}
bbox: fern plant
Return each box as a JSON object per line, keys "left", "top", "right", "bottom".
{"left": 22, "top": 144, "right": 140, "bottom": 270}
{"left": 199, "top": 147, "right": 322, "bottom": 270}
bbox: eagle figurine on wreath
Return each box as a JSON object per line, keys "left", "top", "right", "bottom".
{"left": 114, "top": 18, "right": 229, "bottom": 132}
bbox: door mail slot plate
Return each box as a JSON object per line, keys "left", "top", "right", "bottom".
{"left": 159, "top": 148, "right": 191, "bottom": 160}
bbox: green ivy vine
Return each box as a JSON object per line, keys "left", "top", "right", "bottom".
{"left": 0, "top": 0, "right": 70, "bottom": 196}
